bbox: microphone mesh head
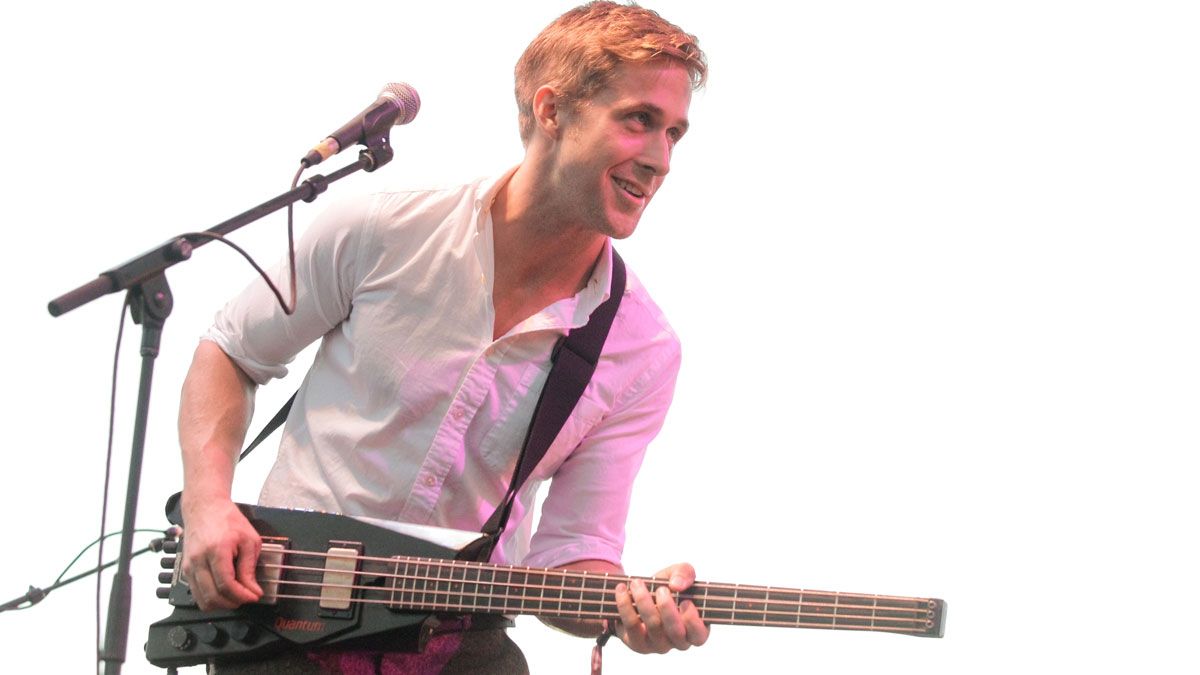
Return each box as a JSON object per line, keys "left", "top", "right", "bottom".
{"left": 381, "top": 82, "right": 421, "bottom": 125}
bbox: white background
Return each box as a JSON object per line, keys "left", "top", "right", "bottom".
{"left": 1, "top": 1, "right": 1196, "bottom": 673}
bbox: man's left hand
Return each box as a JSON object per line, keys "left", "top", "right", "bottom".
{"left": 614, "top": 562, "right": 709, "bottom": 653}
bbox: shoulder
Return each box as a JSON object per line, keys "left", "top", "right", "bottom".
{"left": 368, "top": 174, "right": 497, "bottom": 236}
{"left": 601, "top": 260, "right": 682, "bottom": 393}
{"left": 616, "top": 265, "right": 678, "bottom": 348}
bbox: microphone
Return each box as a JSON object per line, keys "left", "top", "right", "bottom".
{"left": 301, "top": 83, "right": 420, "bottom": 168}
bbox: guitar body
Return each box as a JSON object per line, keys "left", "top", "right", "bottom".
{"left": 146, "top": 501, "right": 494, "bottom": 668}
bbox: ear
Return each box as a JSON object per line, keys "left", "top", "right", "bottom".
{"left": 532, "top": 85, "right": 563, "bottom": 140}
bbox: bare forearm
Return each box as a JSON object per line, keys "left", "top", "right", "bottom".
{"left": 539, "top": 559, "right": 622, "bottom": 638}
{"left": 178, "top": 340, "right": 256, "bottom": 511}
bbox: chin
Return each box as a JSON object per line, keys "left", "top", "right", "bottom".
{"left": 605, "top": 208, "right": 645, "bottom": 240}
{"left": 604, "top": 218, "right": 640, "bottom": 240}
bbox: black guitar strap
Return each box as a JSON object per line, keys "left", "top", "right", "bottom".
{"left": 238, "top": 251, "right": 627, "bottom": 556}
{"left": 479, "top": 251, "right": 626, "bottom": 549}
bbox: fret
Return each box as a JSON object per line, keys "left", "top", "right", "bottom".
{"left": 796, "top": 590, "right": 806, "bottom": 628}
{"left": 578, "top": 575, "right": 607, "bottom": 620}
{"left": 385, "top": 557, "right": 401, "bottom": 609}
{"left": 833, "top": 593, "right": 878, "bottom": 629}
{"left": 406, "top": 558, "right": 417, "bottom": 609}
{"left": 484, "top": 566, "right": 496, "bottom": 613}
{"left": 419, "top": 559, "right": 432, "bottom": 609}
{"left": 537, "top": 568, "right": 547, "bottom": 615}
{"left": 463, "top": 564, "right": 481, "bottom": 613}
{"left": 511, "top": 568, "right": 527, "bottom": 614}
{"left": 438, "top": 560, "right": 451, "bottom": 609}
{"left": 697, "top": 586, "right": 736, "bottom": 623}
{"left": 742, "top": 587, "right": 770, "bottom": 624}
{"left": 805, "top": 590, "right": 835, "bottom": 628}
{"left": 558, "top": 570, "right": 567, "bottom": 616}
{"left": 503, "top": 567, "right": 515, "bottom": 614}
{"left": 763, "top": 587, "right": 796, "bottom": 626}
{"left": 448, "top": 562, "right": 464, "bottom": 611}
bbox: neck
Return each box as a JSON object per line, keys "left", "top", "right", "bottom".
{"left": 492, "top": 162, "right": 606, "bottom": 292}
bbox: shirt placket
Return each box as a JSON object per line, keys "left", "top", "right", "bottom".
{"left": 399, "top": 347, "right": 501, "bottom": 524}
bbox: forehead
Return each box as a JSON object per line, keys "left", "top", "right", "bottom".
{"left": 593, "top": 59, "right": 693, "bottom": 123}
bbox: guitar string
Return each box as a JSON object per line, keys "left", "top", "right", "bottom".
{"left": 262, "top": 561, "right": 932, "bottom": 614}
{"left": 252, "top": 589, "right": 931, "bottom": 632}
{"left": 250, "top": 564, "right": 933, "bottom": 626}
{"left": 251, "top": 547, "right": 935, "bottom": 609}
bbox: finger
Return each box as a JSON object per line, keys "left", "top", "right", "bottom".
{"left": 188, "top": 561, "right": 230, "bottom": 611}
{"left": 667, "top": 563, "right": 696, "bottom": 591}
{"left": 631, "top": 580, "right": 674, "bottom": 653}
{"left": 235, "top": 537, "right": 264, "bottom": 598}
{"left": 631, "top": 579, "right": 663, "bottom": 633}
{"left": 207, "top": 544, "right": 258, "bottom": 607}
{"left": 614, "top": 583, "right": 649, "bottom": 652}
{"left": 655, "top": 585, "right": 691, "bottom": 651}
{"left": 680, "top": 600, "right": 710, "bottom": 647}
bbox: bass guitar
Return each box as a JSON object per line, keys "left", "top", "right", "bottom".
{"left": 146, "top": 500, "right": 946, "bottom": 668}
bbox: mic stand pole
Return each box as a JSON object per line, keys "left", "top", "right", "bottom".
{"left": 46, "top": 143, "right": 393, "bottom": 675}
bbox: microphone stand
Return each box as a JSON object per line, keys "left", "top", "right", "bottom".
{"left": 46, "top": 140, "right": 393, "bottom": 675}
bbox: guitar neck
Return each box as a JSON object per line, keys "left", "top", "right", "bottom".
{"left": 273, "top": 553, "right": 945, "bottom": 638}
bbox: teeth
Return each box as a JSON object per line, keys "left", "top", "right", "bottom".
{"left": 614, "top": 177, "right": 644, "bottom": 198}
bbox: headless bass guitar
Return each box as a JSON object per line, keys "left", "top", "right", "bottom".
{"left": 146, "top": 500, "right": 946, "bottom": 668}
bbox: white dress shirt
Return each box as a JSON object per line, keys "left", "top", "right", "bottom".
{"left": 204, "top": 170, "right": 681, "bottom": 568}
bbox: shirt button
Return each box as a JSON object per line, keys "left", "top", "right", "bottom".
{"left": 452, "top": 407, "right": 464, "bottom": 420}
{"left": 424, "top": 475, "right": 436, "bottom": 487}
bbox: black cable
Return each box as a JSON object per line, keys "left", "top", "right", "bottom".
{"left": 86, "top": 162, "right": 310, "bottom": 673}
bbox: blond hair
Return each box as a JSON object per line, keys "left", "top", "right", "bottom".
{"left": 514, "top": 1, "right": 707, "bottom": 144}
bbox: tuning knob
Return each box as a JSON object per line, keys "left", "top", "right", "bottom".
{"left": 158, "top": 572, "right": 175, "bottom": 584}
{"left": 155, "top": 587, "right": 172, "bottom": 599}
{"left": 160, "top": 556, "right": 176, "bottom": 569}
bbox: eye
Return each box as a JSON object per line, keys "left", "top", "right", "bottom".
{"left": 628, "top": 111, "right": 652, "bottom": 128}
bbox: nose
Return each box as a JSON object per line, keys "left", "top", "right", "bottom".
{"left": 637, "top": 132, "right": 672, "bottom": 178}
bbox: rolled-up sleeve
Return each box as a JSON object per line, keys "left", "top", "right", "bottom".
{"left": 521, "top": 338, "right": 681, "bottom": 570}
{"left": 203, "top": 195, "right": 375, "bottom": 384}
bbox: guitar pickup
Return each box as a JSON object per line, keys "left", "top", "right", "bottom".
{"left": 319, "top": 541, "right": 362, "bottom": 615}
{"left": 257, "top": 539, "right": 287, "bottom": 606}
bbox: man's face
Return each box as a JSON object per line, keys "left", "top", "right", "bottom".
{"left": 549, "top": 59, "right": 693, "bottom": 239}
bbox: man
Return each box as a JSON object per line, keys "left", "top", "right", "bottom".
{"left": 179, "top": 2, "right": 708, "bottom": 671}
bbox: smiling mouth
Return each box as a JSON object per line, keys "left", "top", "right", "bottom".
{"left": 613, "top": 176, "right": 645, "bottom": 199}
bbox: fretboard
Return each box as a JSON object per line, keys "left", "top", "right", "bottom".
{"left": 259, "top": 551, "right": 945, "bottom": 638}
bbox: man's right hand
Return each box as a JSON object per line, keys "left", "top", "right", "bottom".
{"left": 179, "top": 496, "right": 264, "bottom": 610}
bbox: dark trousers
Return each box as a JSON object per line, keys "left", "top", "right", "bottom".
{"left": 207, "top": 630, "right": 529, "bottom": 675}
